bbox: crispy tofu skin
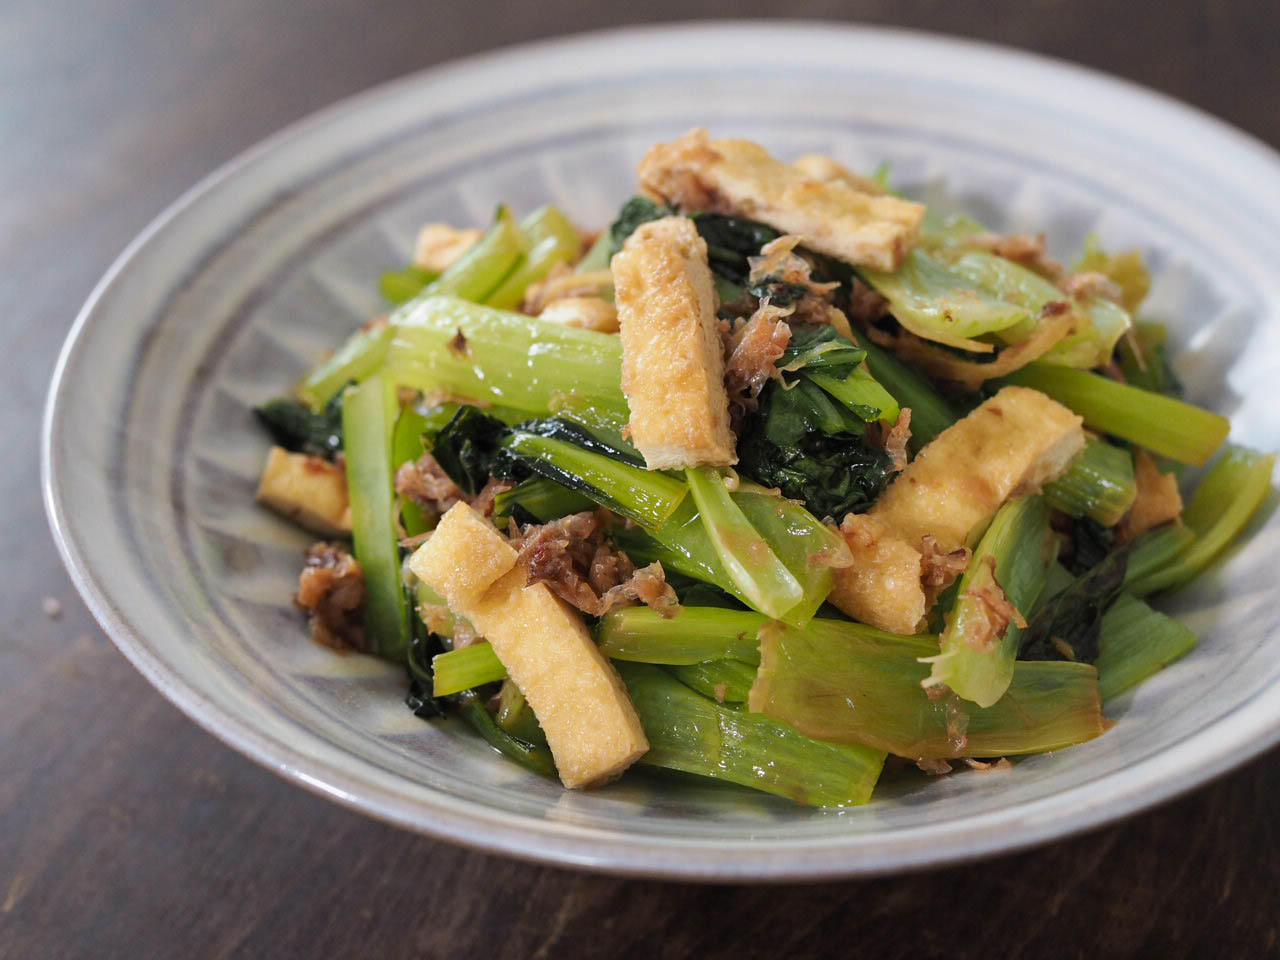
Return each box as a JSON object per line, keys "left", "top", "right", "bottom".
{"left": 611, "top": 215, "right": 736, "bottom": 469}
{"left": 637, "top": 129, "right": 924, "bottom": 272}
{"left": 870, "top": 387, "right": 1085, "bottom": 551}
{"left": 411, "top": 501, "right": 517, "bottom": 606}
{"left": 1117, "top": 450, "right": 1184, "bottom": 542}
{"left": 790, "top": 154, "right": 888, "bottom": 196}
{"left": 413, "top": 222, "right": 483, "bottom": 273}
{"left": 539, "top": 295, "right": 619, "bottom": 333}
{"left": 256, "top": 446, "right": 352, "bottom": 537}
{"left": 409, "top": 504, "right": 648, "bottom": 789}
{"left": 827, "top": 514, "right": 927, "bottom": 635}
{"left": 828, "top": 388, "right": 1083, "bottom": 629}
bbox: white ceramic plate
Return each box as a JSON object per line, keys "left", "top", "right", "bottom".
{"left": 43, "top": 22, "right": 1280, "bottom": 880}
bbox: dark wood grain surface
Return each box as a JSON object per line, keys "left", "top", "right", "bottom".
{"left": 4, "top": 2, "right": 1278, "bottom": 957}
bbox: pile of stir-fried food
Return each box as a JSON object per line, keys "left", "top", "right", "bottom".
{"left": 254, "top": 129, "right": 1274, "bottom": 805}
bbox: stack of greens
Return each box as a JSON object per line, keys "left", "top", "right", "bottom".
{"left": 255, "top": 184, "right": 1273, "bottom": 808}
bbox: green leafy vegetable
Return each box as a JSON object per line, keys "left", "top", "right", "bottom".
{"left": 430, "top": 405, "right": 514, "bottom": 495}
{"left": 607, "top": 195, "right": 673, "bottom": 255}
{"left": 1063, "top": 515, "right": 1115, "bottom": 576}
{"left": 735, "top": 324, "right": 899, "bottom": 519}
{"left": 405, "top": 632, "right": 448, "bottom": 719}
{"left": 255, "top": 392, "right": 345, "bottom": 459}
{"left": 688, "top": 212, "right": 782, "bottom": 286}
{"left": 737, "top": 380, "right": 893, "bottom": 520}
{"left": 1019, "top": 546, "right": 1130, "bottom": 663}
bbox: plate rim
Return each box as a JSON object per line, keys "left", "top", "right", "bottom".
{"left": 42, "top": 19, "right": 1280, "bottom": 881}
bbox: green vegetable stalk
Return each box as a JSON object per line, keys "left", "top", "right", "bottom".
{"left": 432, "top": 641, "right": 506, "bottom": 696}
{"left": 418, "top": 204, "right": 527, "bottom": 302}
{"left": 505, "top": 426, "right": 687, "bottom": 528}
{"left": 685, "top": 467, "right": 802, "bottom": 620}
{"left": 596, "top": 606, "right": 767, "bottom": 664}
{"left": 380, "top": 265, "right": 439, "bottom": 305}
{"left": 492, "top": 476, "right": 595, "bottom": 524}
{"left": 854, "top": 340, "right": 1153, "bottom": 525}
{"left": 494, "top": 679, "right": 546, "bottom": 744}
{"left": 485, "top": 205, "right": 583, "bottom": 310}
{"left": 666, "top": 660, "right": 757, "bottom": 703}
{"left": 384, "top": 296, "right": 627, "bottom": 419}
{"left": 929, "top": 496, "right": 1055, "bottom": 708}
{"left": 999, "top": 363, "right": 1229, "bottom": 465}
{"left": 456, "top": 691, "right": 556, "bottom": 777}
{"left": 1127, "top": 446, "right": 1274, "bottom": 594}
{"left": 341, "top": 375, "right": 410, "bottom": 660}
{"left": 1115, "top": 321, "right": 1183, "bottom": 397}
{"left": 854, "top": 336, "right": 956, "bottom": 450}
{"left": 297, "top": 323, "right": 394, "bottom": 410}
{"left": 617, "top": 662, "right": 886, "bottom": 807}
{"left": 618, "top": 492, "right": 846, "bottom": 626}
{"left": 750, "top": 617, "right": 1105, "bottom": 759}
{"left": 392, "top": 406, "right": 430, "bottom": 537}
{"left": 299, "top": 207, "right": 527, "bottom": 408}
{"left": 1043, "top": 438, "right": 1137, "bottom": 527}
{"left": 1094, "top": 594, "right": 1197, "bottom": 701}
{"left": 1123, "top": 524, "right": 1197, "bottom": 592}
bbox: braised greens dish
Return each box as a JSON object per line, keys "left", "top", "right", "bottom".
{"left": 255, "top": 129, "right": 1273, "bottom": 805}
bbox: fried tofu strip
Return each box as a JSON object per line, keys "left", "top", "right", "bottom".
{"left": 257, "top": 446, "right": 351, "bottom": 537}
{"left": 539, "top": 295, "right": 619, "bottom": 333}
{"left": 410, "top": 504, "right": 648, "bottom": 789}
{"left": 611, "top": 215, "right": 736, "bottom": 469}
{"left": 827, "top": 387, "right": 1083, "bottom": 631}
{"left": 637, "top": 129, "right": 924, "bottom": 272}
{"left": 791, "top": 154, "right": 888, "bottom": 196}
{"left": 413, "top": 222, "right": 482, "bottom": 273}
{"left": 828, "top": 514, "right": 928, "bottom": 635}
{"left": 871, "top": 387, "right": 1085, "bottom": 552}
{"left": 1117, "top": 450, "right": 1184, "bottom": 542}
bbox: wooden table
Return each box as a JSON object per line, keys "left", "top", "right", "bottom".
{"left": 4, "top": 2, "right": 1277, "bottom": 956}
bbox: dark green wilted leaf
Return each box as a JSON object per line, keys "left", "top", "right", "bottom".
{"left": 255, "top": 391, "right": 345, "bottom": 460}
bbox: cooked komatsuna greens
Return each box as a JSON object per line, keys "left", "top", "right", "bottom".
{"left": 256, "top": 129, "right": 1274, "bottom": 806}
